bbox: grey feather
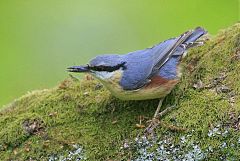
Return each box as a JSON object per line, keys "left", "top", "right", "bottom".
{"left": 88, "top": 27, "right": 207, "bottom": 91}
{"left": 120, "top": 27, "right": 207, "bottom": 90}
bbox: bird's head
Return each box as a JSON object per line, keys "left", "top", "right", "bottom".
{"left": 68, "top": 54, "right": 126, "bottom": 81}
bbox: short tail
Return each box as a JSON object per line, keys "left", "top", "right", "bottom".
{"left": 182, "top": 27, "right": 207, "bottom": 49}
{"left": 153, "top": 27, "right": 207, "bottom": 69}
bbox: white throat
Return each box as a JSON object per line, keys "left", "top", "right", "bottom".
{"left": 94, "top": 71, "right": 115, "bottom": 80}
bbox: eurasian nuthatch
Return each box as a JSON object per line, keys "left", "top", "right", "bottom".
{"left": 68, "top": 27, "right": 207, "bottom": 133}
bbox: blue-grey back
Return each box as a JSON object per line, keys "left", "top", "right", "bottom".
{"left": 120, "top": 38, "right": 184, "bottom": 90}
{"left": 89, "top": 27, "right": 206, "bottom": 90}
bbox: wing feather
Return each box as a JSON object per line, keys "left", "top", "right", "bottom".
{"left": 120, "top": 28, "right": 206, "bottom": 90}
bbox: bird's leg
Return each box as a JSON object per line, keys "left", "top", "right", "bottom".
{"left": 153, "top": 99, "right": 163, "bottom": 120}
{"left": 144, "top": 98, "right": 164, "bottom": 134}
{"left": 144, "top": 100, "right": 186, "bottom": 135}
{"left": 156, "top": 105, "right": 174, "bottom": 118}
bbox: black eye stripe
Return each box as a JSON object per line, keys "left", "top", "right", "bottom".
{"left": 89, "top": 62, "right": 126, "bottom": 72}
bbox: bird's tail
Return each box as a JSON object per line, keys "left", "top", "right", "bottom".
{"left": 182, "top": 27, "right": 207, "bottom": 49}
{"left": 152, "top": 27, "right": 207, "bottom": 70}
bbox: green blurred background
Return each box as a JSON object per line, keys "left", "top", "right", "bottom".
{"left": 0, "top": 0, "right": 239, "bottom": 107}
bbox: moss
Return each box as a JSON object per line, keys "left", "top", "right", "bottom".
{"left": 0, "top": 23, "right": 240, "bottom": 160}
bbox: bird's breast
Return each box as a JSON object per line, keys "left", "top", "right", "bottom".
{"left": 99, "top": 71, "right": 179, "bottom": 100}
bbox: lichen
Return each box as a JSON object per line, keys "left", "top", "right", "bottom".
{"left": 0, "top": 23, "right": 240, "bottom": 161}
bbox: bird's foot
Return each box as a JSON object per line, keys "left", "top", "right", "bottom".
{"left": 143, "top": 106, "right": 175, "bottom": 136}
{"left": 144, "top": 118, "right": 160, "bottom": 135}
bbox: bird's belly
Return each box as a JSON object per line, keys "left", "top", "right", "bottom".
{"left": 100, "top": 76, "right": 179, "bottom": 100}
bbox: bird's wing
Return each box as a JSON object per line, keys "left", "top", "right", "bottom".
{"left": 149, "top": 31, "right": 193, "bottom": 76}
{"left": 120, "top": 28, "right": 206, "bottom": 90}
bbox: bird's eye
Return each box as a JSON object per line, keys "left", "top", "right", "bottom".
{"left": 98, "top": 66, "right": 104, "bottom": 71}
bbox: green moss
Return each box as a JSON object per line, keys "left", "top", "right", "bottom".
{"left": 1, "top": 23, "right": 240, "bottom": 160}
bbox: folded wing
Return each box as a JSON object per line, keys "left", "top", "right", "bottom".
{"left": 120, "top": 27, "right": 207, "bottom": 90}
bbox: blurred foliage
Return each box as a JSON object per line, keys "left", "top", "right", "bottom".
{"left": 0, "top": 0, "right": 238, "bottom": 106}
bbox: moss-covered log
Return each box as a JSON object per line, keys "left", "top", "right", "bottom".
{"left": 0, "top": 23, "right": 240, "bottom": 160}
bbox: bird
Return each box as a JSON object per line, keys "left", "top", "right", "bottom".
{"left": 68, "top": 27, "right": 207, "bottom": 134}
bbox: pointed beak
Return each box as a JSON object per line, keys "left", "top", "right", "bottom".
{"left": 67, "top": 65, "right": 89, "bottom": 73}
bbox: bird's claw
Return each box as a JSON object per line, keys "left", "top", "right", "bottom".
{"left": 144, "top": 118, "right": 160, "bottom": 135}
